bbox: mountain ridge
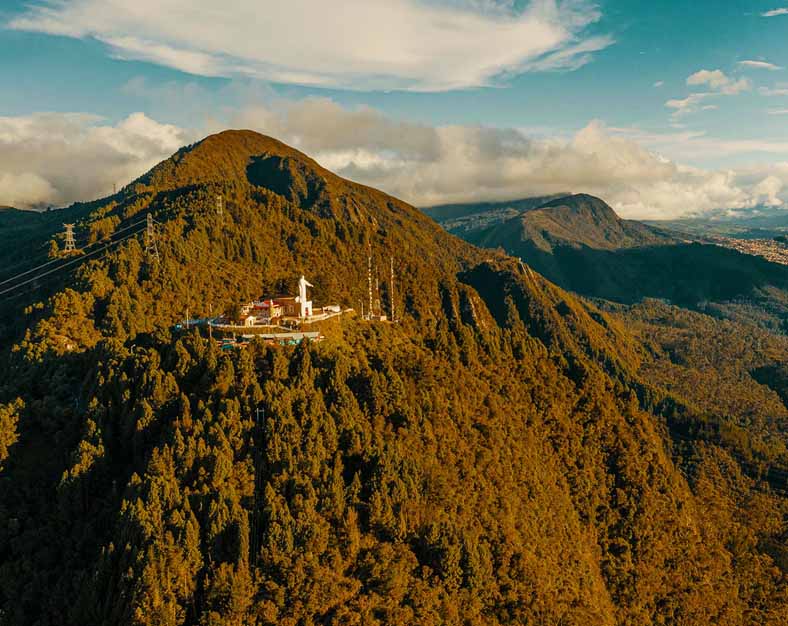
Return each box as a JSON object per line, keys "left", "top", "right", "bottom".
{"left": 484, "top": 193, "right": 678, "bottom": 252}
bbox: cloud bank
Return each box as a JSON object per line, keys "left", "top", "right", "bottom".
{"left": 2, "top": 101, "right": 786, "bottom": 219}
{"left": 8, "top": 0, "right": 612, "bottom": 91}
{"left": 0, "top": 112, "right": 193, "bottom": 209}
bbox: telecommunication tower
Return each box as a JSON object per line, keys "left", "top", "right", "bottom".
{"left": 367, "top": 249, "right": 374, "bottom": 320}
{"left": 390, "top": 256, "right": 396, "bottom": 322}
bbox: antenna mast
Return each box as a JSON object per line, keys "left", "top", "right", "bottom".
{"left": 63, "top": 224, "right": 76, "bottom": 252}
{"left": 390, "top": 256, "right": 396, "bottom": 323}
{"left": 375, "top": 269, "right": 380, "bottom": 316}
{"left": 367, "top": 247, "right": 373, "bottom": 320}
{"left": 145, "top": 214, "right": 160, "bottom": 263}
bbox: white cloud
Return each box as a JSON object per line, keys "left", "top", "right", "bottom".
{"left": 763, "top": 8, "right": 788, "bottom": 16}
{"left": 665, "top": 93, "right": 716, "bottom": 118}
{"left": 759, "top": 84, "right": 788, "bottom": 96}
{"left": 609, "top": 125, "right": 788, "bottom": 161}
{"left": 0, "top": 172, "right": 56, "bottom": 209}
{"left": 738, "top": 60, "right": 783, "bottom": 70}
{"left": 752, "top": 175, "right": 784, "bottom": 206}
{"left": 7, "top": 0, "right": 613, "bottom": 91}
{"left": 686, "top": 69, "right": 751, "bottom": 95}
{"left": 0, "top": 112, "right": 194, "bottom": 209}
{"left": 665, "top": 69, "right": 752, "bottom": 119}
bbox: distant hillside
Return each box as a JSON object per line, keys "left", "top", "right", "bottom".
{"left": 423, "top": 194, "right": 566, "bottom": 223}
{"left": 440, "top": 193, "right": 788, "bottom": 330}
{"left": 647, "top": 207, "right": 788, "bottom": 240}
{"left": 472, "top": 193, "right": 678, "bottom": 252}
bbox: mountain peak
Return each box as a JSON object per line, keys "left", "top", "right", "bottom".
{"left": 135, "top": 129, "right": 335, "bottom": 196}
{"left": 537, "top": 193, "right": 620, "bottom": 222}
{"left": 470, "top": 192, "right": 675, "bottom": 256}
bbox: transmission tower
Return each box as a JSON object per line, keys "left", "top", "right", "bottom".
{"left": 145, "top": 214, "right": 160, "bottom": 262}
{"left": 63, "top": 224, "right": 76, "bottom": 252}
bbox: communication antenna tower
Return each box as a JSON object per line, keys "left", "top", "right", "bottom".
{"left": 367, "top": 248, "right": 373, "bottom": 320}
{"left": 390, "top": 256, "right": 396, "bottom": 322}
{"left": 375, "top": 270, "right": 381, "bottom": 316}
{"left": 63, "top": 224, "right": 76, "bottom": 252}
{"left": 145, "top": 214, "right": 160, "bottom": 263}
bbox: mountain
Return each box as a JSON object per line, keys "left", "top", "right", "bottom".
{"left": 442, "top": 193, "right": 788, "bottom": 331}
{"left": 472, "top": 193, "right": 678, "bottom": 252}
{"left": 1, "top": 131, "right": 787, "bottom": 625}
{"left": 422, "top": 194, "right": 567, "bottom": 236}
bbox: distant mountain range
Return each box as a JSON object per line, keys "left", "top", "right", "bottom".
{"left": 646, "top": 206, "right": 788, "bottom": 240}
{"left": 470, "top": 193, "right": 679, "bottom": 252}
{"left": 425, "top": 193, "right": 788, "bottom": 330}
{"left": 422, "top": 194, "right": 567, "bottom": 229}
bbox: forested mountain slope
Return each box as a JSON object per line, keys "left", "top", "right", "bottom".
{"left": 0, "top": 131, "right": 786, "bottom": 625}
{"left": 472, "top": 194, "right": 677, "bottom": 252}
{"left": 421, "top": 194, "right": 567, "bottom": 237}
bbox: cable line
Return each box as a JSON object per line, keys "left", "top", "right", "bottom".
{"left": 0, "top": 218, "right": 148, "bottom": 288}
{"left": 0, "top": 225, "right": 147, "bottom": 299}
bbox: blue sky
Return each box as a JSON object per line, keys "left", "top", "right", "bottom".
{"left": 1, "top": 1, "right": 787, "bottom": 217}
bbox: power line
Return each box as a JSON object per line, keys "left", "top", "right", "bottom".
{"left": 0, "top": 225, "right": 147, "bottom": 300}
{"left": 0, "top": 218, "right": 148, "bottom": 289}
{"left": 0, "top": 253, "right": 70, "bottom": 288}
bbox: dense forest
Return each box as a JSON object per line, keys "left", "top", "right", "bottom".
{"left": 0, "top": 131, "right": 786, "bottom": 625}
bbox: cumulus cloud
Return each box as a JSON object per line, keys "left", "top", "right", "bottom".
{"left": 0, "top": 112, "right": 194, "bottom": 209}
{"left": 686, "top": 69, "right": 751, "bottom": 95}
{"left": 665, "top": 69, "right": 751, "bottom": 119}
{"left": 751, "top": 175, "right": 784, "bottom": 206}
{"left": 738, "top": 60, "right": 783, "bottom": 71}
{"left": 762, "top": 8, "right": 788, "bottom": 16}
{"left": 8, "top": 0, "right": 612, "bottom": 92}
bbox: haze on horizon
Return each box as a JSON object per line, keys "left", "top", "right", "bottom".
{"left": 1, "top": 0, "right": 787, "bottom": 219}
